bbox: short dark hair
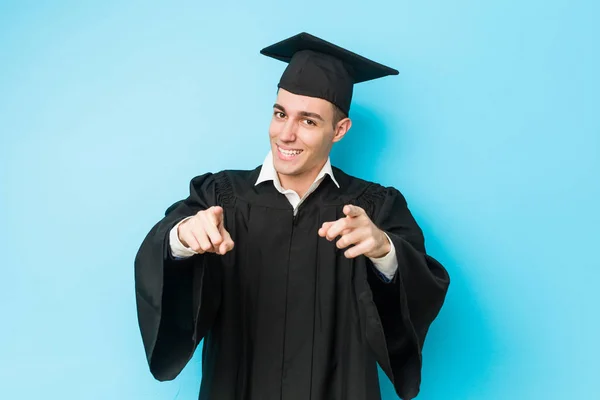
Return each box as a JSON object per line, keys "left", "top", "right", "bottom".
{"left": 331, "top": 103, "right": 347, "bottom": 128}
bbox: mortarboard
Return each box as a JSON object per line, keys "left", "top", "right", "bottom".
{"left": 260, "top": 32, "right": 399, "bottom": 116}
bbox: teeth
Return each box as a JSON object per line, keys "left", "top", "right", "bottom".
{"left": 279, "top": 147, "right": 302, "bottom": 156}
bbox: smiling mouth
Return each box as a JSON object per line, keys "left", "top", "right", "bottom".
{"left": 277, "top": 145, "right": 303, "bottom": 160}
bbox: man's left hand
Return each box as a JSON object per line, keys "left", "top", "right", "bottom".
{"left": 318, "top": 204, "right": 391, "bottom": 259}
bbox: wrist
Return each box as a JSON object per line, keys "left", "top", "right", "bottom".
{"left": 370, "top": 231, "right": 391, "bottom": 259}
{"left": 177, "top": 218, "right": 190, "bottom": 248}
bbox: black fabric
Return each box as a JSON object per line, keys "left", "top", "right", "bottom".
{"left": 260, "top": 32, "right": 399, "bottom": 115}
{"left": 134, "top": 166, "right": 449, "bottom": 400}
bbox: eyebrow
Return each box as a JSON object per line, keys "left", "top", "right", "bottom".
{"left": 273, "top": 103, "right": 325, "bottom": 122}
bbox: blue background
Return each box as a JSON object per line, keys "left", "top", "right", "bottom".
{"left": 1, "top": 1, "right": 598, "bottom": 399}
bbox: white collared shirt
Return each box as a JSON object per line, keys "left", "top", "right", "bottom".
{"left": 255, "top": 151, "right": 340, "bottom": 216}
{"left": 169, "top": 151, "right": 398, "bottom": 279}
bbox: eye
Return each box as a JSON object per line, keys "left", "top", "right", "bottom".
{"left": 303, "top": 119, "right": 317, "bottom": 126}
{"left": 274, "top": 111, "right": 286, "bottom": 119}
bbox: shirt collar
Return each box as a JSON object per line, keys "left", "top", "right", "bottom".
{"left": 255, "top": 150, "right": 340, "bottom": 189}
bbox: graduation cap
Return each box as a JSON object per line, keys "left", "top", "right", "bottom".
{"left": 260, "top": 32, "right": 399, "bottom": 116}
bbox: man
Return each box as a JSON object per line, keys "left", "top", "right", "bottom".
{"left": 134, "top": 32, "right": 450, "bottom": 400}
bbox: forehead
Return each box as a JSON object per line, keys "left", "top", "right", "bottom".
{"left": 275, "top": 88, "right": 332, "bottom": 114}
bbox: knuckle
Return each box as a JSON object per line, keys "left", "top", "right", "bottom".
{"left": 190, "top": 243, "right": 202, "bottom": 253}
{"left": 189, "top": 225, "right": 203, "bottom": 237}
{"left": 200, "top": 243, "right": 212, "bottom": 252}
{"left": 183, "top": 218, "right": 195, "bottom": 230}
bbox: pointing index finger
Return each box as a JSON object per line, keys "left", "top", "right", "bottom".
{"left": 208, "top": 206, "right": 224, "bottom": 225}
{"left": 324, "top": 218, "right": 352, "bottom": 241}
{"left": 343, "top": 204, "right": 363, "bottom": 218}
{"left": 318, "top": 221, "right": 334, "bottom": 237}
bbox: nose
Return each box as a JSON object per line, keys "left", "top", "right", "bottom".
{"left": 279, "top": 119, "right": 297, "bottom": 142}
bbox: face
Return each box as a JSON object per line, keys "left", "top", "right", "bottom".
{"left": 269, "top": 89, "right": 351, "bottom": 181}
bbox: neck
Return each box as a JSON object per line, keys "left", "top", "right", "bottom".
{"left": 278, "top": 161, "right": 326, "bottom": 198}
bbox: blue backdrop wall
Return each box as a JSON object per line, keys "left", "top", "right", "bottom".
{"left": 1, "top": 1, "right": 598, "bottom": 399}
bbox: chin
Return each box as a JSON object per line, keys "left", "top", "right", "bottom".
{"left": 274, "top": 162, "right": 299, "bottom": 176}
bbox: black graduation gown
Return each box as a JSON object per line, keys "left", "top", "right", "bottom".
{"left": 134, "top": 166, "right": 449, "bottom": 400}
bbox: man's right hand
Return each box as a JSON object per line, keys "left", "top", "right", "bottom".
{"left": 177, "top": 206, "right": 235, "bottom": 255}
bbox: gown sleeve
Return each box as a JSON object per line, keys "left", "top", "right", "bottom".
{"left": 134, "top": 173, "right": 223, "bottom": 381}
{"left": 361, "top": 186, "right": 450, "bottom": 399}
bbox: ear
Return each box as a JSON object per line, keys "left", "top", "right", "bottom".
{"left": 332, "top": 118, "right": 352, "bottom": 143}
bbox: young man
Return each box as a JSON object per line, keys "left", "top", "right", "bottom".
{"left": 135, "top": 32, "right": 450, "bottom": 400}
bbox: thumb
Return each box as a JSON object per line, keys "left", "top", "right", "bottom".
{"left": 218, "top": 228, "right": 235, "bottom": 254}
{"left": 218, "top": 217, "right": 230, "bottom": 236}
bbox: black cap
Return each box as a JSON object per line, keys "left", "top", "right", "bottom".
{"left": 260, "top": 32, "right": 399, "bottom": 116}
